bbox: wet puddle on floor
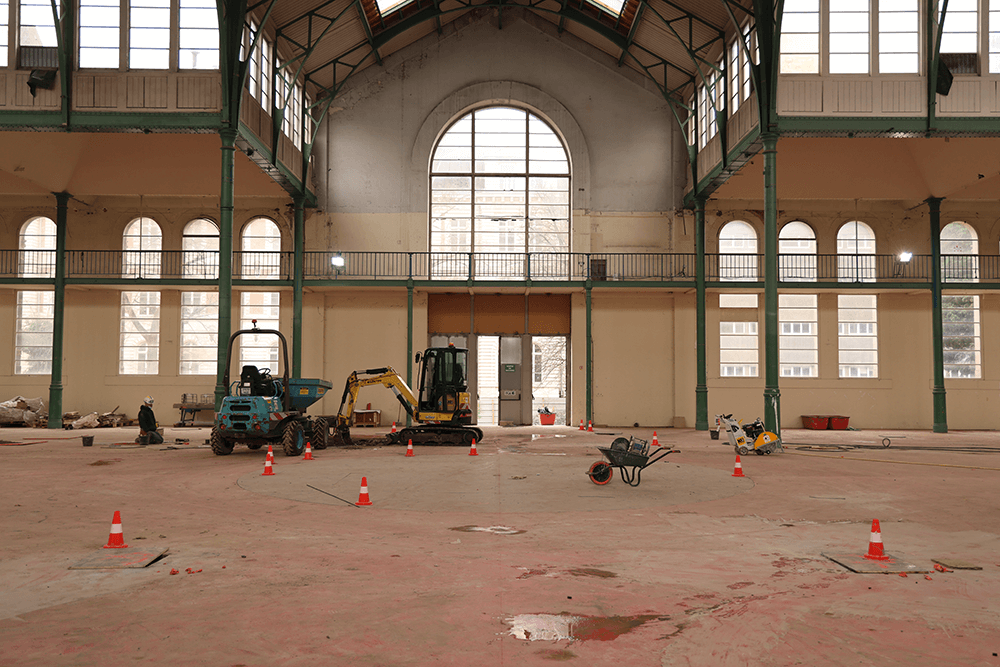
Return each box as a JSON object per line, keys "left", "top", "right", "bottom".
{"left": 530, "top": 434, "right": 568, "bottom": 440}
{"left": 507, "top": 613, "right": 668, "bottom": 642}
{"left": 515, "top": 567, "right": 616, "bottom": 579}
{"left": 450, "top": 525, "right": 526, "bottom": 535}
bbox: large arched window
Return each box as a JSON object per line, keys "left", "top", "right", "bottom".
{"left": 16, "top": 218, "right": 57, "bottom": 375}
{"left": 941, "top": 221, "right": 978, "bottom": 283}
{"left": 837, "top": 220, "right": 876, "bottom": 282}
{"left": 19, "top": 217, "right": 57, "bottom": 278}
{"left": 941, "top": 221, "right": 980, "bottom": 379}
{"left": 122, "top": 217, "right": 162, "bottom": 279}
{"left": 182, "top": 218, "right": 220, "bottom": 279}
{"left": 429, "top": 106, "right": 570, "bottom": 280}
{"left": 241, "top": 218, "right": 281, "bottom": 279}
{"left": 719, "top": 220, "right": 757, "bottom": 281}
{"left": 778, "top": 221, "right": 816, "bottom": 281}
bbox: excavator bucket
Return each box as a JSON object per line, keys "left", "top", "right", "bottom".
{"left": 331, "top": 424, "right": 354, "bottom": 447}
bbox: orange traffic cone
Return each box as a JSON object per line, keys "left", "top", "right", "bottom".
{"left": 469, "top": 438, "right": 478, "bottom": 456}
{"left": 103, "top": 511, "right": 128, "bottom": 549}
{"left": 732, "top": 455, "right": 745, "bottom": 477}
{"left": 303, "top": 440, "right": 314, "bottom": 460}
{"left": 391, "top": 422, "right": 397, "bottom": 434}
{"left": 261, "top": 456, "right": 275, "bottom": 476}
{"left": 652, "top": 431, "right": 660, "bottom": 447}
{"left": 579, "top": 419, "right": 585, "bottom": 430}
{"left": 357, "top": 477, "right": 373, "bottom": 506}
{"left": 863, "top": 519, "right": 890, "bottom": 561}
{"left": 405, "top": 439, "right": 414, "bottom": 457}
{"left": 587, "top": 421, "right": 594, "bottom": 432}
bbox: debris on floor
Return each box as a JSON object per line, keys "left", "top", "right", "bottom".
{"left": 0, "top": 396, "right": 46, "bottom": 426}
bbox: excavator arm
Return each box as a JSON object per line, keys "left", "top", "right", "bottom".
{"left": 332, "top": 367, "right": 419, "bottom": 445}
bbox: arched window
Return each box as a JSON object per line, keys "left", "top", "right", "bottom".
{"left": 241, "top": 218, "right": 281, "bottom": 279}
{"left": 837, "top": 220, "right": 876, "bottom": 282}
{"left": 19, "top": 217, "right": 57, "bottom": 278}
{"left": 941, "top": 221, "right": 978, "bottom": 283}
{"left": 182, "top": 218, "right": 220, "bottom": 279}
{"left": 122, "top": 217, "right": 162, "bottom": 279}
{"left": 429, "top": 106, "right": 570, "bottom": 280}
{"left": 941, "top": 221, "right": 980, "bottom": 379}
{"left": 719, "top": 220, "right": 757, "bottom": 281}
{"left": 778, "top": 221, "right": 816, "bottom": 281}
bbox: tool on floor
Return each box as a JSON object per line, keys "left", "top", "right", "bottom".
{"left": 586, "top": 436, "right": 677, "bottom": 487}
{"left": 716, "top": 414, "right": 781, "bottom": 456}
{"left": 103, "top": 511, "right": 128, "bottom": 549}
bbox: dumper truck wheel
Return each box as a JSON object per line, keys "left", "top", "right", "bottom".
{"left": 210, "top": 427, "right": 234, "bottom": 456}
{"left": 311, "top": 418, "right": 329, "bottom": 450}
{"left": 587, "top": 461, "right": 613, "bottom": 485}
{"left": 282, "top": 422, "right": 304, "bottom": 457}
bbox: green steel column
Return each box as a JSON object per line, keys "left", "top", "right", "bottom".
{"left": 292, "top": 194, "right": 305, "bottom": 377}
{"left": 406, "top": 281, "right": 414, "bottom": 427}
{"left": 215, "top": 128, "right": 237, "bottom": 410}
{"left": 762, "top": 132, "right": 781, "bottom": 435}
{"left": 47, "top": 192, "right": 69, "bottom": 429}
{"left": 585, "top": 283, "right": 593, "bottom": 424}
{"left": 928, "top": 197, "right": 947, "bottom": 433}
{"left": 694, "top": 198, "right": 709, "bottom": 430}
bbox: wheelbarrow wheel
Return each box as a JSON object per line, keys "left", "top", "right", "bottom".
{"left": 587, "top": 461, "right": 613, "bottom": 485}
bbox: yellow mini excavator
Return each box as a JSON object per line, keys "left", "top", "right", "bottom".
{"left": 332, "top": 344, "right": 484, "bottom": 446}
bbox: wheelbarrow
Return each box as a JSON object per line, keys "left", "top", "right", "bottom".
{"left": 586, "top": 436, "right": 676, "bottom": 487}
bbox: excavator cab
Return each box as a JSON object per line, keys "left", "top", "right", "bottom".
{"left": 417, "top": 345, "right": 468, "bottom": 416}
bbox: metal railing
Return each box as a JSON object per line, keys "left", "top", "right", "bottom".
{"left": 1, "top": 249, "right": 998, "bottom": 284}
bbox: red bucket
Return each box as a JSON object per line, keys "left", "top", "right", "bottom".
{"left": 539, "top": 413, "right": 556, "bottom": 426}
{"left": 801, "top": 415, "right": 829, "bottom": 430}
{"left": 828, "top": 416, "right": 850, "bottom": 430}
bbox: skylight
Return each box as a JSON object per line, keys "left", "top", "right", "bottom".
{"left": 588, "top": 0, "right": 625, "bottom": 15}
{"left": 374, "top": 0, "right": 412, "bottom": 15}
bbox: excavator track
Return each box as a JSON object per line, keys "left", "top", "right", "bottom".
{"left": 390, "top": 426, "right": 484, "bottom": 446}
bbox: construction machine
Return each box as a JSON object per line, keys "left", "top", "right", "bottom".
{"left": 211, "top": 321, "right": 332, "bottom": 456}
{"left": 716, "top": 413, "right": 782, "bottom": 455}
{"left": 332, "top": 344, "right": 483, "bottom": 446}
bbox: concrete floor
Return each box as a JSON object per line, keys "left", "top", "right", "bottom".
{"left": 1, "top": 424, "right": 999, "bottom": 666}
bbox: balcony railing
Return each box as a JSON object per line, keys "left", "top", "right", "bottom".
{"left": 0, "top": 249, "right": 997, "bottom": 284}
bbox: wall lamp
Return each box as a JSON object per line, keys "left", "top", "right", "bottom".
{"left": 331, "top": 254, "right": 345, "bottom": 269}
{"left": 898, "top": 252, "right": 913, "bottom": 263}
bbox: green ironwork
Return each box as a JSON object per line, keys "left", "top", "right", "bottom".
{"left": 585, "top": 283, "right": 593, "bottom": 424}
{"left": 617, "top": 0, "right": 646, "bottom": 66}
{"left": 47, "top": 192, "right": 69, "bottom": 429}
{"left": 761, "top": 132, "right": 780, "bottom": 435}
{"left": 407, "top": 282, "right": 414, "bottom": 427}
{"left": 927, "top": 0, "right": 948, "bottom": 134}
{"left": 49, "top": 0, "right": 73, "bottom": 127}
{"left": 292, "top": 194, "right": 305, "bottom": 377}
{"left": 216, "top": 128, "right": 237, "bottom": 410}
{"left": 927, "top": 197, "right": 947, "bottom": 433}
{"left": 694, "top": 197, "right": 708, "bottom": 431}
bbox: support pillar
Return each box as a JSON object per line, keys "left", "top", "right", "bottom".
{"left": 215, "top": 128, "right": 237, "bottom": 410}
{"left": 694, "top": 198, "right": 709, "bottom": 430}
{"left": 292, "top": 194, "right": 305, "bottom": 378}
{"left": 928, "top": 197, "right": 947, "bottom": 433}
{"left": 406, "top": 281, "right": 414, "bottom": 427}
{"left": 47, "top": 192, "right": 69, "bottom": 429}
{"left": 585, "top": 283, "right": 593, "bottom": 424}
{"left": 762, "top": 132, "right": 780, "bottom": 435}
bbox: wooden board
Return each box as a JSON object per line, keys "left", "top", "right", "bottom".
{"left": 69, "top": 546, "right": 170, "bottom": 569}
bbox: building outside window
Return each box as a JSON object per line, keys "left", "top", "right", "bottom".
{"left": 122, "top": 217, "right": 162, "bottom": 279}
{"left": 837, "top": 220, "right": 876, "bottom": 282}
{"left": 838, "top": 294, "right": 878, "bottom": 377}
{"left": 779, "top": 294, "right": 818, "bottom": 377}
{"left": 182, "top": 218, "right": 220, "bottom": 279}
{"left": 15, "top": 217, "right": 56, "bottom": 375}
{"left": 120, "top": 291, "right": 160, "bottom": 374}
{"left": 180, "top": 292, "right": 218, "bottom": 375}
{"left": 719, "top": 294, "right": 759, "bottom": 377}
{"left": 941, "top": 221, "right": 981, "bottom": 378}
{"left": 241, "top": 218, "right": 281, "bottom": 279}
{"left": 719, "top": 220, "right": 758, "bottom": 281}
{"left": 778, "top": 221, "right": 817, "bottom": 282}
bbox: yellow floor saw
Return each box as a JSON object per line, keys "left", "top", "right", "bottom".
{"left": 716, "top": 414, "right": 782, "bottom": 455}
